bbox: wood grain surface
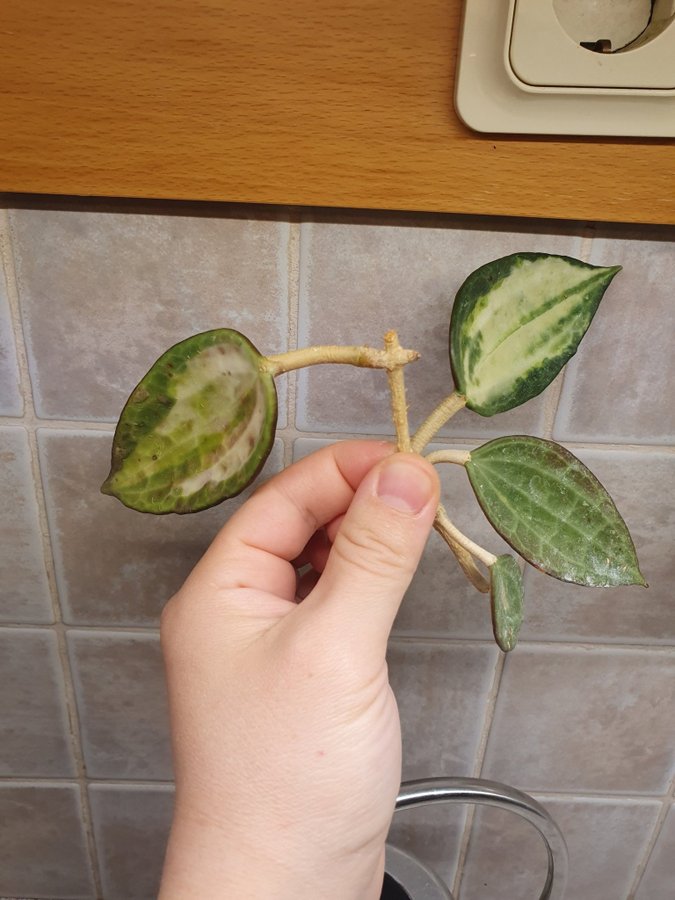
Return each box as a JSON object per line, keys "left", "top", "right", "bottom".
{"left": 1, "top": 0, "right": 674, "bottom": 222}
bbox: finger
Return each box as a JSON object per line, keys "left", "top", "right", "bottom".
{"left": 303, "top": 453, "right": 439, "bottom": 651}
{"left": 325, "top": 514, "right": 345, "bottom": 544}
{"left": 184, "top": 441, "right": 395, "bottom": 601}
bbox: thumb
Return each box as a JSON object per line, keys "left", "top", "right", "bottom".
{"left": 306, "top": 453, "right": 439, "bottom": 649}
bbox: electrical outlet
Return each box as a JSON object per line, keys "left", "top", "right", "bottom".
{"left": 509, "top": 0, "right": 675, "bottom": 91}
{"left": 455, "top": 0, "right": 675, "bottom": 135}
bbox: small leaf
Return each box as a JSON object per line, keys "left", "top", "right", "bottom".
{"left": 450, "top": 252, "right": 620, "bottom": 416}
{"left": 101, "top": 329, "right": 277, "bottom": 514}
{"left": 466, "top": 436, "right": 646, "bottom": 587}
{"left": 490, "top": 555, "right": 524, "bottom": 652}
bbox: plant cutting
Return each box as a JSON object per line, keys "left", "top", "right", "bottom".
{"left": 102, "top": 252, "right": 646, "bottom": 651}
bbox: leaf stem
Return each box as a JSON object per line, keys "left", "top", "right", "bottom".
{"left": 435, "top": 503, "right": 497, "bottom": 571}
{"left": 425, "top": 449, "right": 471, "bottom": 467}
{"left": 434, "top": 510, "right": 490, "bottom": 594}
{"left": 384, "top": 330, "right": 411, "bottom": 452}
{"left": 262, "top": 343, "right": 420, "bottom": 377}
{"left": 411, "top": 391, "right": 467, "bottom": 453}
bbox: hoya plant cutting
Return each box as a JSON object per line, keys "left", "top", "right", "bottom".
{"left": 102, "top": 252, "right": 646, "bottom": 651}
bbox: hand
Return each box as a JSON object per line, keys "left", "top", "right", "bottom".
{"left": 159, "top": 441, "right": 439, "bottom": 899}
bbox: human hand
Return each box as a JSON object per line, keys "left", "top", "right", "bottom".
{"left": 159, "top": 441, "right": 440, "bottom": 899}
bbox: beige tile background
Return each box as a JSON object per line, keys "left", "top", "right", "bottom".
{"left": 460, "top": 796, "right": 661, "bottom": 900}
{"left": 1, "top": 204, "right": 673, "bottom": 899}
{"left": 0, "top": 628, "right": 74, "bottom": 777}
{"left": 89, "top": 784, "right": 174, "bottom": 900}
{"left": 0, "top": 426, "right": 52, "bottom": 622}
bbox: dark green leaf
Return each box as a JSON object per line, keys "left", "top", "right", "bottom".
{"left": 101, "top": 329, "right": 277, "bottom": 514}
{"left": 490, "top": 555, "right": 524, "bottom": 652}
{"left": 466, "top": 436, "right": 646, "bottom": 587}
{"left": 450, "top": 252, "right": 620, "bottom": 416}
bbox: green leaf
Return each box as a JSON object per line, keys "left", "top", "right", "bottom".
{"left": 101, "top": 329, "right": 277, "bottom": 514}
{"left": 466, "top": 436, "right": 646, "bottom": 587}
{"left": 490, "top": 555, "right": 524, "bottom": 652}
{"left": 450, "top": 252, "right": 620, "bottom": 416}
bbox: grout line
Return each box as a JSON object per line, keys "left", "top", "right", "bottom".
{"left": 395, "top": 617, "right": 675, "bottom": 649}
{"left": 1, "top": 413, "right": 673, "bottom": 455}
{"left": 284, "top": 218, "right": 301, "bottom": 461}
{"left": 388, "top": 635, "right": 675, "bottom": 653}
{"left": 561, "top": 440, "right": 675, "bottom": 455}
{"left": 578, "top": 227, "right": 596, "bottom": 264}
{"left": 0, "top": 210, "right": 104, "bottom": 897}
{"left": 0, "top": 415, "right": 116, "bottom": 430}
{"left": 527, "top": 787, "right": 672, "bottom": 803}
{"left": 0, "top": 210, "right": 33, "bottom": 415}
{"left": 627, "top": 775, "right": 675, "bottom": 898}
{"left": 0, "top": 773, "right": 667, "bottom": 802}
{"left": 541, "top": 369, "right": 566, "bottom": 440}
{"left": 451, "top": 651, "right": 506, "bottom": 897}
{"left": 3, "top": 622, "right": 675, "bottom": 652}
{"left": 272, "top": 427, "right": 675, "bottom": 455}
{"left": 0, "top": 622, "right": 159, "bottom": 632}
{"left": 27, "top": 436, "right": 104, "bottom": 898}
{"left": 293, "top": 217, "right": 313, "bottom": 434}
{"left": 0, "top": 775, "right": 175, "bottom": 788}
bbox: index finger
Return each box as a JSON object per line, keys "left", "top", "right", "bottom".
{"left": 187, "top": 440, "right": 395, "bottom": 599}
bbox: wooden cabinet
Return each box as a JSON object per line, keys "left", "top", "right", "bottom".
{"left": 1, "top": 0, "right": 673, "bottom": 223}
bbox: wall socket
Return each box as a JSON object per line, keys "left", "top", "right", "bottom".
{"left": 455, "top": 0, "right": 675, "bottom": 135}
{"left": 510, "top": 0, "right": 675, "bottom": 92}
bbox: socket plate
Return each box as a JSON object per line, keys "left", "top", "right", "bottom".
{"left": 455, "top": 0, "right": 675, "bottom": 135}
{"left": 510, "top": 0, "right": 675, "bottom": 91}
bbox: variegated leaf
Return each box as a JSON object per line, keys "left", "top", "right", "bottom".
{"left": 102, "top": 329, "right": 277, "bottom": 514}
{"left": 450, "top": 252, "right": 620, "bottom": 416}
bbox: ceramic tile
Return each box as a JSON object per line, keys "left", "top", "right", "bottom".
{"left": 635, "top": 802, "right": 675, "bottom": 900}
{"left": 0, "top": 783, "right": 94, "bottom": 898}
{"left": 521, "top": 449, "right": 675, "bottom": 645}
{"left": 89, "top": 784, "right": 174, "bottom": 900}
{"left": 0, "top": 426, "right": 52, "bottom": 623}
{"left": 0, "top": 628, "right": 74, "bottom": 777}
{"left": 387, "top": 803, "right": 466, "bottom": 889}
{"left": 387, "top": 641, "right": 499, "bottom": 781}
{"left": 555, "top": 233, "right": 675, "bottom": 444}
{"left": 294, "top": 437, "right": 511, "bottom": 641}
{"left": 482, "top": 646, "right": 675, "bottom": 794}
{"left": 10, "top": 210, "right": 289, "bottom": 422}
{"left": 39, "top": 429, "right": 283, "bottom": 625}
{"left": 297, "top": 220, "right": 582, "bottom": 437}
{"left": 0, "top": 263, "right": 22, "bottom": 415}
{"left": 68, "top": 631, "right": 171, "bottom": 780}
{"left": 460, "top": 795, "right": 660, "bottom": 900}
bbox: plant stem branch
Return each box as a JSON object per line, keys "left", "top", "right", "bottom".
{"left": 263, "top": 343, "right": 419, "bottom": 377}
{"left": 425, "top": 449, "right": 471, "bottom": 467}
{"left": 435, "top": 502, "right": 497, "bottom": 574}
{"left": 384, "top": 330, "right": 411, "bottom": 452}
{"left": 434, "top": 513, "right": 490, "bottom": 594}
{"left": 411, "top": 391, "right": 467, "bottom": 453}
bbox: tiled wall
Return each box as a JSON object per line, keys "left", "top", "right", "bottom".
{"left": 0, "top": 203, "right": 673, "bottom": 900}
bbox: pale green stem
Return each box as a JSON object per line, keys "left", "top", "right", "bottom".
{"left": 425, "top": 449, "right": 471, "bottom": 467}
{"left": 263, "top": 343, "right": 419, "bottom": 377}
{"left": 384, "top": 330, "right": 412, "bottom": 452}
{"left": 411, "top": 391, "right": 467, "bottom": 453}
{"left": 435, "top": 503, "right": 497, "bottom": 570}
{"left": 433, "top": 511, "right": 490, "bottom": 594}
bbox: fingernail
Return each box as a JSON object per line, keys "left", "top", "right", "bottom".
{"left": 376, "top": 458, "right": 435, "bottom": 515}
